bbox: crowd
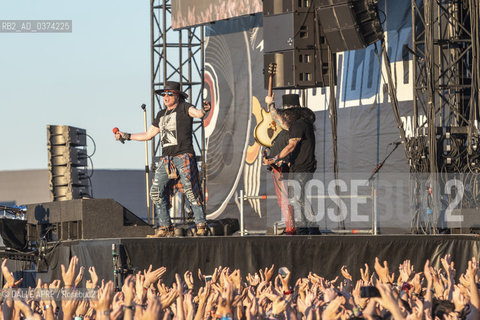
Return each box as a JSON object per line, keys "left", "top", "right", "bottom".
{"left": 0, "top": 254, "right": 479, "bottom": 320}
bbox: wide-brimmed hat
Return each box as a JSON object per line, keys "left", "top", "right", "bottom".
{"left": 155, "top": 81, "right": 188, "bottom": 99}
{"left": 281, "top": 94, "right": 301, "bottom": 109}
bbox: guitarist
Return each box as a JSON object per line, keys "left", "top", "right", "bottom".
{"left": 263, "top": 94, "right": 303, "bottom": 235}
{"left": 263, "top": 94, "right": 318, "bottom": 235}
{"left": 266, "top": 94, "right": 303, "bottom": 171}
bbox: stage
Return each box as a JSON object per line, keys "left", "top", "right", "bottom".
{"left": 20, "top": 234, "right": 480, "bottom": 286}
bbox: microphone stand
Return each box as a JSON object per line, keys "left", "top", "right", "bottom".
{"left": 367, "top": 141, "right": 402, "bottom": 235}
{"left": 368, "top": 142, "right": 401, "bottom": 182}
{"left": 141, "top": 104, "right": 151, "bottom": 224}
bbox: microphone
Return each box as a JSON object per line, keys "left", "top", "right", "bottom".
{"left": 113, "top": 127, "right": 125, "bottom": 144}
{"left": 141, "top": 104, "right": 146, "bottom": 111}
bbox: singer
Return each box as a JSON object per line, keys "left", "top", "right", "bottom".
{"left": 114, "top": 81, "right": 211, "bottom": 237}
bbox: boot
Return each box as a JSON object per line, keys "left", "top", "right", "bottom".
{"left": 147, "top": 226, "right": 174, "bottom": 238}
{"left": 285, "top": 228, "right": 297, "bottom": 235}
{"left": 297, "top": 228, "right": 309, "bottom": 235}
{"left": 196, "top": 223, "right": 209, "bottom": 236}
{"left": 174, "top": 227, "right": 186, "bottom": 237}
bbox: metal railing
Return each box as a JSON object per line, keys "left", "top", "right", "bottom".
{"left": 238, "top": 182, "right": 377, "bottom": 236}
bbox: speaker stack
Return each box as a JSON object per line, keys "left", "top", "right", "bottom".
{"left": 315, "top": 0, "right": 384, "bottom": 52}
{"left": 263, "top": 0, "right": 334, "bottom": 89}
{"left": 263, "top": 0, "right": 384, "bottom": 89}
{"left": 47, "top": 125, "right": 91, "bottom": 201}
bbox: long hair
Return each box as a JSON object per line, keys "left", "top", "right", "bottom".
{"left": 278, "top": 107, "right": 316, "bottom": 130}
{"left": 299, "top": 108, "right": 316, "bottom": 124}
{"left": 278, "top": 108, "right": 302, "bottom": 128}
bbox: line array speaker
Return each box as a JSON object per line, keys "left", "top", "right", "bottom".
{"left": 264, "top": 47, "right": 332, "bottom": 89}
{"left": 263, "top": 0, "right": 335, "bottom": 89}
{"left": 263, "top": 12, "right": 316, "bottom": 53}
{"left": 316, "top": 0, "right": 383, "bottom": 52}
{"left": 47, "top": 125, "right": 91, "bottom": 201}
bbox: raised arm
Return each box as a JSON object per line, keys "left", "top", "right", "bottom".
{"left": 188, "top": 100, "right": 211, "bottom": 118}
{"left": 115, "top": 125, "right": 160, "bottom": 142}
{"left": 265, "top": 95, "right": 288, "bottom": 130}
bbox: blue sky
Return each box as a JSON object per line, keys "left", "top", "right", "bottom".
{"left": 0, "top": 0, "right": 152, "bottom": 170}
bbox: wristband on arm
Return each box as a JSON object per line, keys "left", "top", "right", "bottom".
{"left": 201, "top": 108, "right": 210, "bottom": 118}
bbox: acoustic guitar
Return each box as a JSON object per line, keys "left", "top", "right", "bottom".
{"left": 253, "top": 63, "right": 283, "bottom": 148}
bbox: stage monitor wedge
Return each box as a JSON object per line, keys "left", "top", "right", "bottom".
{"left": 316, "top": 0, "right": 383, "bottom": 52}
{"left": 26, "top": 199, "right": 153, "bottom": 240}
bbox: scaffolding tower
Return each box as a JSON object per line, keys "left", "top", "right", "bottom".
{"left": 409, "top": 0, "right": 480, "bottom": 233}
{"left": 149, "top": 0, "right": 205, "bottom": 224}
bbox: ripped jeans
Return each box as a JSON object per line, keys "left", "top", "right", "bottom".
{"left": 150, "top": 154, "right": 206, "bottom": 228}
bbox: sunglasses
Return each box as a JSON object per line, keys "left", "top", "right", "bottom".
{"left": 161, "top": 92, "right": 176, "bottom": 97}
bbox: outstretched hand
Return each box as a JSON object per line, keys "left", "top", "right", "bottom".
{"left": 360, "top": 264, "right": 370, "bottom": 283}
{"left": 1, "top": 259, "right": 22, "bottom": 288}
{"left": 260, "top": 265, "right": 275, "bottom": 284}
{"left": 113, "top": 128, "right": 131, "bottom": 143}
{"left": 75, "top": 266, "right": 85, "bottom": 288}
{"left": 61, "top": 256, "right": 79, "bottom": 288}
{"left": 144, "top": 265, "right": 167, "bottom": 288}
{"left": 374, "top": 257, "right": 395, "bottom": 284}
{"left": 88, "top": 266, "right": 99, "bottom": 288}
{"left": 203, "top": 100, "right": 211, "bottom": 112}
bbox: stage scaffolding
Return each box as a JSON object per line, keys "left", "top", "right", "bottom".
{"left": 408, "top": 0, "right": 480, "bottom": 233}
{"left": 149, "top": 0, "right": 205, "bottom": 224}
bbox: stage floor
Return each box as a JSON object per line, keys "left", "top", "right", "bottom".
{"left": 30, "top": 234, "right": 480, "bottom": 285}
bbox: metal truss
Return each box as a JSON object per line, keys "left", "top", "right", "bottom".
{"left": 149, "top": 0, "right": 205, "bottom": 223}
{"left": 409, "top": 0, "right": 480, "bottom": 233}
{"left": 411, "top": 0, "right": 477, "bottom": 170}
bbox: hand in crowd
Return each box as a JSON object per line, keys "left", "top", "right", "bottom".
{"left": 0, "top": 255, "right": 479, "bottom": 320}
{"left": 1, "top": 259, "right": 22, "bottom": 288}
